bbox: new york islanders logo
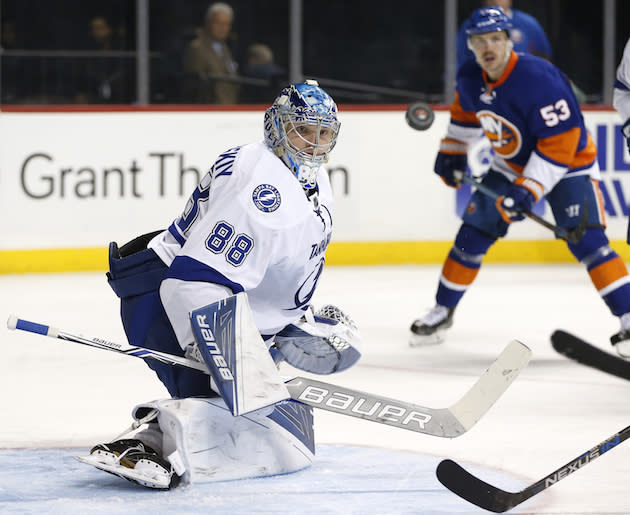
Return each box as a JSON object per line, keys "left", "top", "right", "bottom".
{"left": 476, "top": 110, "right": 522, "bottom": 159}
{"left": 252, "top": 184, "right": 281, "bottom": 212}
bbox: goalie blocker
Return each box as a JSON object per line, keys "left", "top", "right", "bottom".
{"left": 187, "top": 293, "right": 362, "bottom": 415}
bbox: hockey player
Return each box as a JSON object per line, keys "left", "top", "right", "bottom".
{"left": 614, "top": 38, "right": 630, "bottom": 155}
{"left": 80, "top": 80, "right": 361, "bottom": 488}
{"left": 613, "top": 37, "right": 630, "bottom": 355}
{"left": 409, "top": 7, "right": 630, "bottom": 353}
{"left": 614, "top": 38, "right": 630, "bottom": 246}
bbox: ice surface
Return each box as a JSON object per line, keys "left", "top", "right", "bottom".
{"left": 1, "top": 265, "right": 628, "bottom": 514}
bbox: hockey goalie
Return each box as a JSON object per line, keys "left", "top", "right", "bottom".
{"left": 78, "top": 81, "right": 361, "bottom": 489}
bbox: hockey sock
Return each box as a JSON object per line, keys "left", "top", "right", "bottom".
{"left": 569, "top": 228, "right": 630, "bottom": 316}
{"left": 436, "top": 225, "right": 495, "bottom": 307}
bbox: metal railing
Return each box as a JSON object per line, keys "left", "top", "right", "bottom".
{"left": 0, "top": 0, "right": 620, "bottom": 106}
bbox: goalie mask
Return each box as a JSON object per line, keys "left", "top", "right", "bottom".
{"left": 264, "top": 80, "right": 340, "bottom": 190}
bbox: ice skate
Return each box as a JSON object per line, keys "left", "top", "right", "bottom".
{"left": 611, "top": 312, "right": 630, "bottom": 358}
{"left": 409, "top": 305, "right": 455, "bottom": 346}
{"left": 77, "top": 438, "right": 176, "bottom": 489}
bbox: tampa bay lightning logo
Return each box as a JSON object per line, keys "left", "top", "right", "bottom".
{"left": 252, "top": 184, "right": 281, "bottom": 212}
{"left": 289, "top": 258, "right": 325, "bottom": 310}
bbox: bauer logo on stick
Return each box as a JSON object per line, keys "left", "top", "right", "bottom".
{"left": 405, "top": 101, "right": 435, "bottom": 131}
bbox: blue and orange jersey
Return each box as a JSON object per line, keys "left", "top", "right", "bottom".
{"left": 447, "top": 51, "right": 598, "bottom": 193}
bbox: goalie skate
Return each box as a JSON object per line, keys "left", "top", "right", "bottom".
{"left": 409, "top": 305, "right": 454, "bottom": 346}
{"left": 77, "top": 439, "right": 176, "bottom": 489}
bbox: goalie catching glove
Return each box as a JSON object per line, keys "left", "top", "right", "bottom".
{"left": 273, "top": 305, "right": 362, "bottom": 374}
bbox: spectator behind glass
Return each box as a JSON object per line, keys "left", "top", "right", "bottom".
{"left": 74, "top": 15, "right": 128, "bottom": 103}
{"left": 1, "top": 19, "right": 21, "bottom": 103}
{"left": 240, "top": 43, "right": 287, "bottom": 104}
{"left": 182, "top": 2, "right": 240, "bottom": 104}
{"left": 456, "top": 0, "right": 552, "bottom": 70}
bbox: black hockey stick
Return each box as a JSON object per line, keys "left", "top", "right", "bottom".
{"left": 7, "top": 315, "right": 531, "bottom": 438}
{"left": 551, "top": 329, "right": 630, "bottom": 381}
{"left": 458, "top": 174, "right": 587, "bottom": 244}
{"left": 436, "top": 425, "right": 630, "bottom": 513}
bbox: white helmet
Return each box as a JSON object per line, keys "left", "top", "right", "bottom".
{"left": 264, "top": 80, "right": 340, "bottom": 190}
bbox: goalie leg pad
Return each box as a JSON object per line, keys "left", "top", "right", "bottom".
{"left": 79, "top": 393, "right": 315, "bottom": 487}
{"left": 145, "top": 397, "right": 314, "bottom": 484}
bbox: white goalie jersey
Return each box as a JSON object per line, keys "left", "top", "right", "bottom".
{"left": 149, "top": 141, "right": 334, "bottom": 350}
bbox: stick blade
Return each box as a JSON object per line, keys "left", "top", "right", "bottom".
{"left": 449, "top": 340, "right": 531, "bottom": 431}
{"left": 551, "top": 330, "right": 630, "bottom": 381}
{"left": 436, "top": 459, "right": 519, "bottom": 513}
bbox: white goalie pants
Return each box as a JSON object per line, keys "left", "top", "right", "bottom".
{"left": 129, "top": 397, "right": 315, "bottom": 485}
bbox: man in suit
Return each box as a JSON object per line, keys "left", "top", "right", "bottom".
{"left": 183, "top": 2, "right": 240, "bottom": 104}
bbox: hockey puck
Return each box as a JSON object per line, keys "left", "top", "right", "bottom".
{"left": 405, "top": 101, "right": 435, "bottom": 131}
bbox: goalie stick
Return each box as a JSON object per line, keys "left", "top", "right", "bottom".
{"left": 7, "top": 315, "right": 530, "bottom": 438}
{"left": 436, "top": 425, "right": 630, "bottom": 513}
{"left": 551, "top": 330, "right": 630, "bottom": 381}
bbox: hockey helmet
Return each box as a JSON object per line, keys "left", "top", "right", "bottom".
{"left": 465, "top": 6, "right": 512, "bottom": 37}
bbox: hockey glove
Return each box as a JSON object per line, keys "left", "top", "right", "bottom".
{"left": 434, "top": 138, "right": 467, "bottom": 188}
{"left": 622, "top": 119, "right": 630, "bottom": 153}
{"left": 273, "top": 305, "right": 362, "bottom": 375}
{"left": 495, "top": 177, "right": 544, "bottom": 223}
